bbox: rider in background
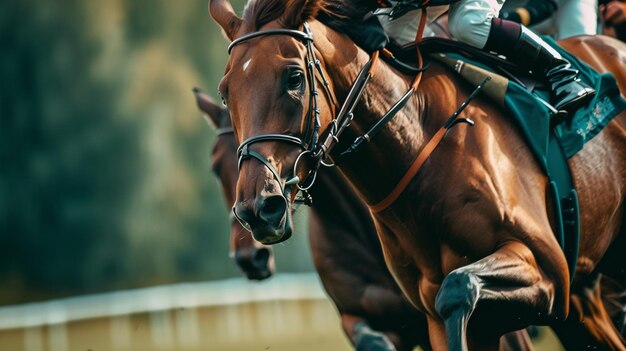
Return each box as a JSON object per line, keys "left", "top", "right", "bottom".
{"left": 501, "top": 0, "right": 600, "bottom": 39}
{"left": 500, "top": 0, "right": 558, "bottom": 27}
{"left": 600, "top": 0, "right": 626, "bottom": 40}
{"left": 556, "top": 0, "right": 600, "bottom": 38}
{"left": 378, "top": 0, "right": 596, "bottom": 112}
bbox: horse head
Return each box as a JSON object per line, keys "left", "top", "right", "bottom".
{"left": 210, "top": 0, "right": 339, "bottom": 244}
{"left": 194, "top": 88, "right": 275, "bottom": 280}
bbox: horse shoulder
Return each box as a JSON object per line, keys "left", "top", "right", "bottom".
{"left": 417, "top": 70, "right": 555, "bottom": 253}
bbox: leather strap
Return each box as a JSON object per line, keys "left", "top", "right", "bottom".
{"left": 228, "top": 29, "right": 312, "bottom": 53}
{"left": 369, "top": 76, "right": 489, "bottom": 213}
{"left": 369, "top": 127, "right": 447, "bottom": 213}
{"left": 367, "top": 46, "right": 426, "bottom": 213}
{"left": 416, "top": 7, "right": 428, "bottom": 44}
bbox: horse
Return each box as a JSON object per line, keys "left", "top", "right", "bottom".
{"left": 194, "top": 87, "right": 544, "bottom": 350}
{"left": 208, "top": 0, "right": 626, "bottom": 348}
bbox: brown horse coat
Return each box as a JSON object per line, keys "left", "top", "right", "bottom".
{"left": 209, "top": 0, "right": 626, "bottom": 348}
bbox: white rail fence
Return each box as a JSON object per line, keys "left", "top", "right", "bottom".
{"left": 0, "top": 273, "right": 351, "bottom": 351}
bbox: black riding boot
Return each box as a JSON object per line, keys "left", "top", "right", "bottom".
{"left": 515, "top": 26, "right": 596, "bottom": 112}
{"left": 486, "top": 19, "right": 596, "bottom": 113}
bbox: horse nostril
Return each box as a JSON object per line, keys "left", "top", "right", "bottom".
{"left": 258, "top": 195, "right": 287, "bottom": 226}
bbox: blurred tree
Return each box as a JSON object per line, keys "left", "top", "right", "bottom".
{"left": 0, "top": 0, "right": 152, "bottom": 302}
{"left": 0, "top": 0, "right": 313, "bottom": 306}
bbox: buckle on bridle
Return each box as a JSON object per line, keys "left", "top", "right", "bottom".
{"left": 291, "top": 150, "right": 319, "bottom": 191}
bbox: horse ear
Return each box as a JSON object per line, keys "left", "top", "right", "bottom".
{"left": 193, "top": 87, "right": 228, "bottom": 128}
{"left": 209, "top": 0, "right": 242, "bottom": 41}
{"left": 281, "top": 0, "right": 324, "bottom": 28}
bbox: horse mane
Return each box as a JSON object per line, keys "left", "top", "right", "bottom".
{"left": 319, "top": 0, "right": 378, "bottom": 22}
{"left": 241, "top": 0, "right": 284, "bottom": 31}
{"left": 241, "top": 0, "right": 377, "bottom": 33}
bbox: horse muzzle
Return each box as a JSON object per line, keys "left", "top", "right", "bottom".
{"left": 234, "top": 193, "right": 293, "bottom": 244}
{"left": 234, "top": 246, "right": 275, "bottom": 280}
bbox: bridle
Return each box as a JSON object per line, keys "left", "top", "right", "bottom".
{"left": 228, "top": 23, "right": 339, "bottom": 209}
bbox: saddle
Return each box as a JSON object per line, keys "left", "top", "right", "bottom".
{"left": 387, "top": 37, "right": 546, "bottom": 94}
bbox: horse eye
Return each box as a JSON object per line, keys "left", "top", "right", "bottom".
{"left": 286, "top": 71, "right": 304, "bottom": 90}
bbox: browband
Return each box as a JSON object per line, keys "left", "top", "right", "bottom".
{"left": 228, "top": 29, "right": 313, "bottom": 53}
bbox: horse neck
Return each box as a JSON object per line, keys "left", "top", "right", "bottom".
{"left": 212, "top": 133, "right": 239, "bottom": 207}
{"left": 310, "top": 166, "right": 381, "bottom": 245}
{"left": 313, "top": 22, "right": 448, "bottom": 206}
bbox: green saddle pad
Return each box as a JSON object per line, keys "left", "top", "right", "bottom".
{"left": 505, "top": 36, "right": 626, "bottom": 166}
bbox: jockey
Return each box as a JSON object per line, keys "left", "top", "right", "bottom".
{"left": 502, "top": 0, "right": 600, "bottom": 40}
{"left": 361, "top": 0, "right": 597, "bottom": 113}
{"left": 601, "top": 0, "right": 626, "bottom": 41}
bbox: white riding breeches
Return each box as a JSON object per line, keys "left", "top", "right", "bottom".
{"left": 377, "top": 3, "right": 449, "bottom": 45}
{"left": 449, "top": 0, "right": 506, "bottom": 48}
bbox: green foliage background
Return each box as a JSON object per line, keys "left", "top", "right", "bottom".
{"left": 0, "top": 0, "right": 313, "bottom": 306}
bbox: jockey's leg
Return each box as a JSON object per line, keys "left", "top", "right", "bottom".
{"left": 448, "top": 0, "right": 596, "bottom": 113}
